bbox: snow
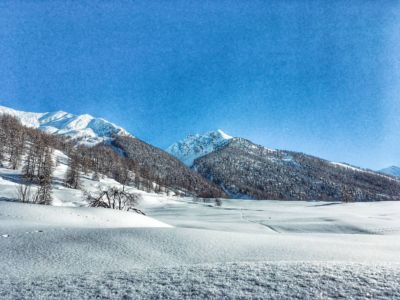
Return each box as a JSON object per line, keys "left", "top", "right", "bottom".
{"left": 380, "top": 166, "right": 400, "bottom": 177}
{"left": 216, "top": 128, "right": 233, "bottom": 139}
{"left": 1, "top": 198, "right": 400, "bottom": 298}
{"left": 0, "top": 201, "right": 171, "bottom": 231}
{"left": 1, "top": 149, "right": 400, "bottom": 298}
{"left": 0, "top": 105, "right": 132, "bottom": 146}
{"left": 330, "top": 161, "right": 365, "bottom": 172}
{"left": 141, "top": 198, "right": 400, "bottom": 235}
{"left": 166, "top": 129, "right": 233, "bottom": 166}
{"left": 1, "top": 149, "right": 175, "bottom": 208}
{"left": 1, "top": 263, "right": 399, "bottom": 299}
{"left": 330, "top": 161, "right": 398, "bottom": 181}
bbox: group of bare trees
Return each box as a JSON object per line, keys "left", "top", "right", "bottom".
{"left": 0, "top": 115, "right": 26, "bottom": 169}
{"left": 65, "top": 151, "right": 81, "bottom": 189}
{"left": 0, "top": 114, "right": 155, "bottom": 198}
{"left": 112, "top": 135, "right": 227, "bottom": 198}
{"left": 23, "top": 133, "right": 54, "bottom": 204}
{"left": 63, "top": 143, "right": 161, "bottom": 193}
{"left": 0, "top": 115, "right": 57, "bottom": 204}
{"left": 63, "top": 139, "right": 200, "bottom": 197}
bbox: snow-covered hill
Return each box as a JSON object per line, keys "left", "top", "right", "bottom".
{"left": 166, "top": 129, "right": 233, "bottom": 166}
{"left": 379, "top": 166, "right": 400, "bottom": 177}
{"left": 2, "top": 186, "right": 400, "bottom": 298}
{"left": 0, "top": 105, "right": 131, "bottom": 146}
{"left": 0, "top": 148, "right": 176, "bottom": 208}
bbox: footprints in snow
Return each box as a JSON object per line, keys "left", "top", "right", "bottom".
{"left": 70, "top": 212, "right": 111, "bottom": 223}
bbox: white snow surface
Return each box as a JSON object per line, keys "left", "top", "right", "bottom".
{"left": 330, "top": 161, "right": 398, "bottom": 181}
{"left": 1, "top": 196, "right": 400, "bottom": 298}
{"left": 2, "top": 263, "right": 399, "bottom": 299}
{"left": 166, "top": 129, "right": 233, "bottom": 166}
{"left": 0, "top": 105, "right": 131, "bottom": 146}
{"left": 1, "top": 150, "right": 400, "bottom": 298}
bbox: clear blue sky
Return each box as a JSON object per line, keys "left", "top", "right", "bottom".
{"left": 0, "top": 1, "right": 399, "bottom": 169}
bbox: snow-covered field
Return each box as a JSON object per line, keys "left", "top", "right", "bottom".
{"left": 1, "top": 154, "right": 400, "bottom": 299}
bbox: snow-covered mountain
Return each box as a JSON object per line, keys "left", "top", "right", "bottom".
{"left": 379, "top": 166, "right": 400, "bottom": 177}
{"left": 0, "top": 105, "right": 131, "bottom": 146}
{"left": 166, "top": 129, "right": 233, "bottom": 166}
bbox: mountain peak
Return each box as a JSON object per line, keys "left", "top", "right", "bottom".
{"left": 379, "top": 166, "right": 400, "bottom": 177}
{"left": 166, "top": 130, "right": 233, "bottom": 166}
{"left": 216, "top": 129, "right": 233, "bottom": 139}
{"left": 0, "top": 105, "right": 132, "bottom": 146}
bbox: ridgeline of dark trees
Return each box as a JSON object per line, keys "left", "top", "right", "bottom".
{"left": 112, "top": 135, "right": 227, "bottom": 198}
{"left": 193, "top": 138, "right": 400, "bottom": 202}
{"left": 0, "top": 115, "right": 226, "bottom": 204}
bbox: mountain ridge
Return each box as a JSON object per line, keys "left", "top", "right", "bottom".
{"left": 0, "top": 105, "right": 131, "bottom": 146}
{"left": 379, "top": 166, "right": 400, "bottom": 177}
{"left": 183, "top": 133, "right": 400, "bottom": 201}
{"left": 166, "top": 129, "right": 233, "bottom": 166}
{"left": 3, "top": 105, "right": 400, "bottom": 201}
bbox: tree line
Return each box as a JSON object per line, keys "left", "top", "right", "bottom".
{"left": 193, "top": 138, "right": 400, "bottom": 202}
{"left": 0, "top": 115, "right": 58, "bottom": 204}
{"left": 0, "top": 114, "right": 224, "bottom": 205}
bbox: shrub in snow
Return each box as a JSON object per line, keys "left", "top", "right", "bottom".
{"left": 15, "top": 183, "right": 33, "bottom": 203}
{"left": 86, "top": 187, "right": 144, "bottom": 213}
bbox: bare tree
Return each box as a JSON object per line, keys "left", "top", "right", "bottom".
{"left": 92, "top": 171, "right": 100, "bottom": 181}
{"left": 34, "top": 147, "right": 53, "bottom": 205}
{"left": 342, "top": 185, "right": 354, "bottom": 203}
{"left": 86, "top": 187, "right": 142, "bottom": 212}
{"left": 15, "top": 182, "right": 32, "bottom": 203}
{"left": 65, "top": 153, "right": 81, "bottom": 189}
{"left": 0, "top": 115, "right": 26, "bottom": 169}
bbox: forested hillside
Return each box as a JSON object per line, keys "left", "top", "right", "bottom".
{"left": 112, "top": 135, "right": 227, "bottom": 198}
{"left": 193, "top": 138, "right": 400, "bottom": 201}
{"left": 0, "top": 114, "right": 225, "bottom": 199}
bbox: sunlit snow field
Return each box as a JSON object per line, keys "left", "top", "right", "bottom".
{"left": 1, "top": 155, "right": 400, "bottom": 299}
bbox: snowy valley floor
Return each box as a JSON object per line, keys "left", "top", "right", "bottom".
{"left": 1, "top": 198, "right": 400, "bottom": 299}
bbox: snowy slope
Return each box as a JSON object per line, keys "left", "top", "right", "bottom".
{"left": 166, "top": 129, "right": 233, "bottom": 166}
{"left": 379, "top": 166, "right": 400, "bottom": 177}
{"left": 0, "top": 201, "right": 171, "bottom": 230}
{"left": 2, "top": 147, "right": 400, "bottom": 298}
{"left": 1, "top": 197, "right": 400, "bottom": 298}
{"left": 0, "top": 148, "right": 178, "bottom": 208}
{"left": 0, "top": 105, "right": 131, "bottom": 146}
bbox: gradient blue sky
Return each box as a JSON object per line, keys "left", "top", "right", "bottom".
{"left": 0, "top": 1, "right": 399, "bottom": 169}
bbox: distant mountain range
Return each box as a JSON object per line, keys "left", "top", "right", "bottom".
{"left": 2, "top": 104, "right": 399, "bottom": 201}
